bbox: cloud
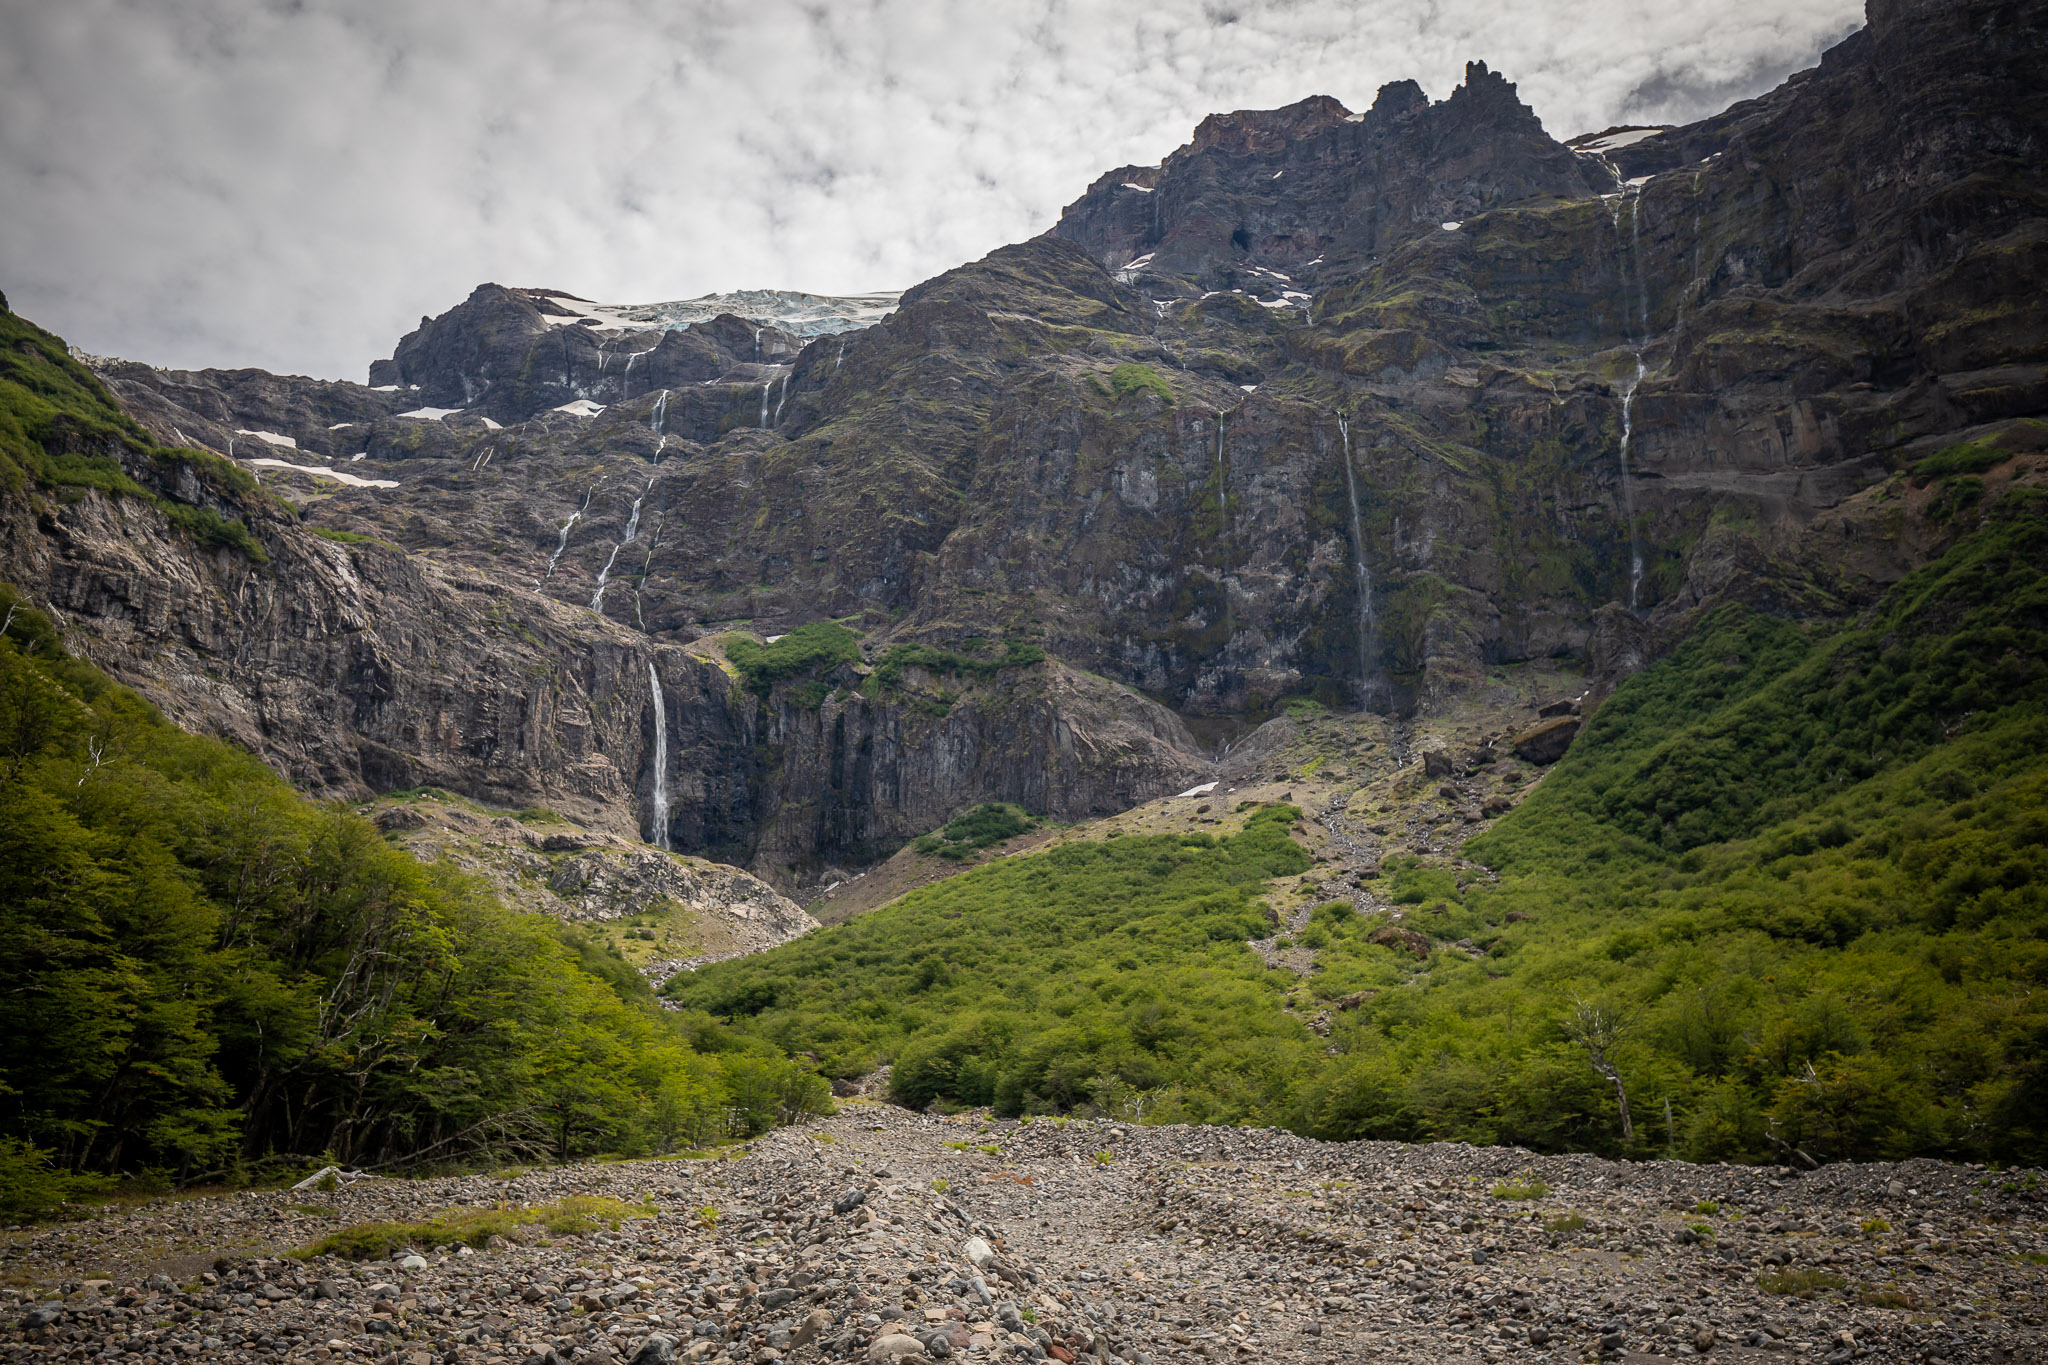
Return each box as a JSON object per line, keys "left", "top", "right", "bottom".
{"left": 0, "top": 0, "right": 1863, "bottom": 379}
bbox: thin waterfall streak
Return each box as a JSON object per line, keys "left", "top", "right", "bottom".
{"left": 773, "top": 372, "right": 791, "bottom": 425}
{"left": 539, "top": 485, "right": 595, "bottom": 585}
{"left": 1215, "top": 413, "right": 1227, "bottom": 521}
{"left": 647, "top": 661, "right": 671, "bottom": 850}
{"left": 1338, "top": 413, "right": 1382, "bottom": 711}
{"left": 591, "top": 478, "right": 653, "bottom": 611}
{"left": 759, "top": 378, "right": 772, "bottom": 428}
{"left": 650, "top": 389, "right": 669, "bottom": 436}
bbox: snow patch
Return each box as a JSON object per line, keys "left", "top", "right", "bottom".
{"left": 552, "top": 399, "right": 605, "bottom": 417}
{"left": 246, "top": 457, "right": 397, "bottom": 489}
{"left": 479, "top": 416, "right": 503, "bottom": 430}
{"left": 1119, "top": 253, "right": 1157, "bottom": 272}
{"left": 1176, "top": 781, "right": 1219, "bottom": 798}
{"left": 1240, "top": 384, "right": 1259, "bottom": 392}
{"left": 1120, "top": 182, "right": 1154, "bottom": 193}
{"left": 235, "top": 429, "right": 297, "bottom": 449}
{"left": 398, "top": 406, "right": 461, "bottom": 420}
{"left": 369, "top": 384, "right": 399, "bottom": 393}
{"left": 531, "top": 288, "right": 901, "bottom": 340}
{"left": 327, "top": 422, "right": 355, "bottom": 430}
{"left": 1441, "top": 221, "right": 1462, "bottom": 231}
{"left": 1574, "top": 127, "right": 1666, "bottom": 153}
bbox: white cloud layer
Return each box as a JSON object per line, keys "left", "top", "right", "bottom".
{"left": 0, "top": 0, "right": 1862, "bottom": 379}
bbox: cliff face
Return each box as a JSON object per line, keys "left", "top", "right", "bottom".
{"left": 6, "top": 0, "right": 2044, "bottom": 885}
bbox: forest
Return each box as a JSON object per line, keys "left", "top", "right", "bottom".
{"left": 0, "top": 590, "right": 827, "bottom": 1219}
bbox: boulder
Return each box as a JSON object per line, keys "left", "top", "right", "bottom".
{"left": 1511, "top": 717, "right": 1580, "bottom": 765}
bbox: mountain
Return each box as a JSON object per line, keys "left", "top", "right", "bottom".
{"left": 2, "top": 0, "right": 2043, "bottom": 911}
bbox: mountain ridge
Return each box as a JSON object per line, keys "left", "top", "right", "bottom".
{"left": 0, "top": 0, "right": 2040, "bottom": 895}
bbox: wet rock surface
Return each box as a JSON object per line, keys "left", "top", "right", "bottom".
{"left": 3, "top": 1107, "right": 2042, "bottom": 1365}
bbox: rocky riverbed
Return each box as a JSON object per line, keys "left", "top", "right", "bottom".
{"left": 4, "top": 1105, "right": 2043, "bottom": 1365}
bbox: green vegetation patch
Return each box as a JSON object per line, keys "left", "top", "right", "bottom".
{"left": 725, "top": 622, "right": 863, "bottom": 697}
{"left": 1489, "top": 1178, "right": 1550, "bottom": 1200}
{"left": 1107, "top": 363, "right": 1175, "bottom": 405}
{"left": 913, "top": 802, "right": 1039, "bottom": 862}
{"left": 668, "top": 806, "right": 1311, "bottom": 1118}
{"left": 299, "top": 1196, "right": 652, "bottom": 1260}
{"left": 1757, "top": 1268, "right": 1849, "bottom": 1298}
{"left": 0, "top": 308, "right": 266, "bottom": 561}
{"left": 867, "top": 638, "right": 1045, "bottom": 696}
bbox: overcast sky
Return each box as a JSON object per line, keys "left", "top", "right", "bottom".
{"left": 0, "top": 0, "right": 1862, "bottom": 381}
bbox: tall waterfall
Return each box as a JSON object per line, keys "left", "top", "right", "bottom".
{"left": 590, "top": 477, "right": 652, "bottom": 611}
{"left": 1617, "top": 181, "right": 1649, "bottom": 611}
{"left": 649, "top": 389, "right": 669, "bottom": 436}
{"left": 759, "top": 378, "right": 773, "bottom": 428}
{"left": 772, "top": 372, "right": 791, "bottom": 426}
{"left": 1338, "top": 414, "right": 1384, "bottom": 711}
{"left": 646, "top": 661, "right": 671, "bottom": 850}
{"left": 1584, "top": 147, "right": 1653, "bottom": 613}
{"left": 1214, "top": 412, "right": 1233, "bottom": 643}
{"left": 1617, "top": 358, "right": 1646, "bottom": 610}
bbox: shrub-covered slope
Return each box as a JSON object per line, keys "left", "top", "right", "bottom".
{"left": 0, "top": 592, "right": 826, "bottom": 1198}
{"left": 673, "top": 493, "right": 2048, "bottom": 1165}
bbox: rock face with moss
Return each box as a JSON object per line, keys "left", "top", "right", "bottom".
{"left": 3, "top": 0, "right": 2044, "bottom": 885}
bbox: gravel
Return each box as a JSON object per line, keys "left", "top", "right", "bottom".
{"left": 4, "top": 1104, "right": 2042, "bottom": 1364}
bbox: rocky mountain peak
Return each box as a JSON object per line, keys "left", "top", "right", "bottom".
{"left": 1051, "top": 59, "right": 1602, "bottom": 280}
{"left": 1186, "top": 94, "right": 1354, "bottom": 156}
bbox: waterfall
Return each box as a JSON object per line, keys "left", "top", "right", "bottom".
{"left": 772, "top": 372, "right": 791, "bottom": 426}
{"left": 1215, "top": 412, "right": 1233, "bottom": 644}
{"left": 650, "top": 389, "right": 669, "bottom": 435}
{"left": 835, "top": 342, "right": 845, "bottom": 372}
{"left": 621, "top": 349, "right": 640, "bottom": 398}
{"left": 1215, "top": 412, "right": 1227, "bottom": 521}
{"left": 1618, "top": 359, "right": 1646, "bottom": 610}
{"left": 759, "top": 378, "right": 772, "bottom": 428}
{"left": 1338, "top": 413, "right": 1383, "bottom": 711}
{"left": 1585, "top": 142, "right": 1654, "bottom": 615}
{"left": 590, "top": 477, "right": 653, "bottom": 611}
{"left": 1618, "top": 183, "right": 1649, "bottom": 611}
{"left": 540, "top": 485, "right": 596, "bottom": 584}
{"left": 646, "top": 660, "right": 671, "bottom": 850}
{"left": 635, "top": 510, "right": 666, "bottom": 631}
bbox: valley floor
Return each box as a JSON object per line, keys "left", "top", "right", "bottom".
{"left": 3, "top": 1109, "right": 2043, "bottom": 1365}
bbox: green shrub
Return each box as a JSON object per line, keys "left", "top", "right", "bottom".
{"left": 1757, "top": 1268, "right": 1848, "bottom": 1297}
{"left": 1490, "top": 1178, "right": 1550, "bottom": 1200}
{"left": 1914, "top": 440, "right": 2006, "bottom": 479}
{"left": 0, "top": 1137, "right": 112, "bottom": 1223}
{"left": 867, "top": 638, "right": 1043, "bottom": 695}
